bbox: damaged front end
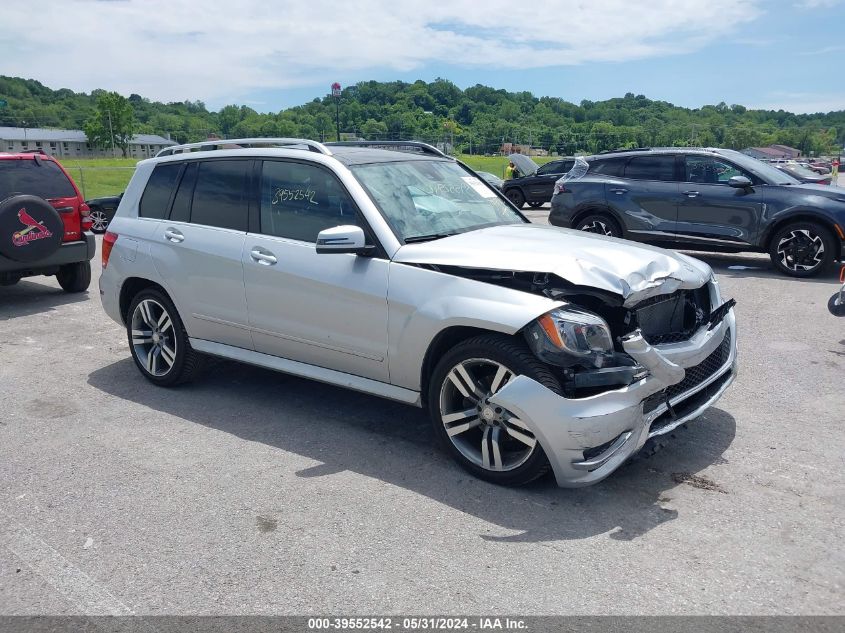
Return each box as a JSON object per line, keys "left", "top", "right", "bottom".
{"left": 497, "top": 275, "right": 737, "bottom": 488}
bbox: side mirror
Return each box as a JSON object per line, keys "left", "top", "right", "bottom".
{"left": 728, "top": 176, "right": 752, "bottom": 188}
{"left": 316, "top": 225, "right": 371, "bottom": 255}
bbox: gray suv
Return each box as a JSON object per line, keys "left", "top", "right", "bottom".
{"left": 100, "top": 138, "right": 736, "bottom": 488}
{"left": 549, "top": 147, "right": 845, "bottom": 277}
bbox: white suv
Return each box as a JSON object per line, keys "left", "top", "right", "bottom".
{"left": 100, "top": 138, "right": 737, "bottom": 487}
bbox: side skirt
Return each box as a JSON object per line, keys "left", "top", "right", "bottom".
{"left": 189, "top": 338, "right": 422, "bottom": 407}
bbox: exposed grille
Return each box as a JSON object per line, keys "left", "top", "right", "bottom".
{"left": 642, "top": 328, "right": 732, "bottom": 414}
{"left": 634, "top": 287, "right": 711, "bottom": 345}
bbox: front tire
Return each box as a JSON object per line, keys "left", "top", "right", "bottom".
{"left": 427, "top": 334, "right": 561, "bottom": 486}
{"left": 769, "top": 221, "right": 835, "bottom": 277}
{"left": 127, "top": 289, "right": 203, "bottom": 386}
{"left": 56, "top": 261, "right": 91, "bottom": 293}
{"left": 89, "top": 207, "right": 109, "bottom": 233}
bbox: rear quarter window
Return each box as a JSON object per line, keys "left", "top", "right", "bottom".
{"left": 589, "top": 158, "right": 627, "bottom": 177}
{"left": 140, "top": 163, "right": 182, "bottom": 219}
{"left": 0, "top": 159, "right": 77, "bottom": 199}
{"left": 624, "top": 155, "right": 676, "bottom": 181}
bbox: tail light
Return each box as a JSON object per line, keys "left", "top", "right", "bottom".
{"left": 79, "top": 203, "right": 93, "bottom": 231}
{"left": 554, "top": 183, "right": 569, "bottom": 195}
{"left": 102, "top": 231, "right": 118, "bottom": 268}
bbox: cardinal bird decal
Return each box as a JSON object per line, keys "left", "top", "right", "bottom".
{"left": 12, "top": 207, "right": 53, "bottom": 247}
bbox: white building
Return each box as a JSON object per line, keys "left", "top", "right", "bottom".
{"left": 0, "top": 127, "right": 175, "bottom": 159}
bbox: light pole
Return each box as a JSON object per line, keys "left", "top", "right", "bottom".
{"left": 331, "top": 82, "right": 341, "bottom": 141}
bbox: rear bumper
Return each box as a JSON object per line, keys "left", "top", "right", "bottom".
{"left": 0, "top": 232, "right": 95, "bottom": 275}
{"left": 489, "top": 310, "right": 737, "bottom": 487}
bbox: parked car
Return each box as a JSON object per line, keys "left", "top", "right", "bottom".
{"left": 476, "top": 171, "right": 504, "bottom": 190}
{"left": 775, "top": 163, "right": 832, "bottom": 185}
{"left": 502, "top": 154, "right": 575, "bottom": 208}
{"left": 86, "top": 192, "right": 123, "bottom": 233}
{"left": 549, "top": 147, "right": 845, "bottom": 277}
{"left": 0, "top": 150, "right": 95, "bottom": 291}
{"left": 100, "top": 138, "right": 737, "bottom": 488}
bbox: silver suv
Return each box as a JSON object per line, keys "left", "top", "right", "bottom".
{"left": 100, "top": 138, "right": 737, "bottom": 488}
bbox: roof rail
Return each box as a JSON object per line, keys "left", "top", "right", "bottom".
{"left": 325, "top": 140, "right": 451, "bottom": 159}
{"left": 597, "top": 147, "right": 652, "bottom": 154}
{"left": 19, "top": 149, "right": 49, "bottom": 155}
{"left": 155, "top": 137, "right": 332, "bottom": 158}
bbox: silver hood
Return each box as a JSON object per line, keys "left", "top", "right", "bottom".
{"left": 394, "top": 224, "right": 712, "bottom": 307}
{"left": 508, "top": 153, "right": 540, "bottom": 176}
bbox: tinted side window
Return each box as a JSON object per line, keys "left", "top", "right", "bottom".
{"left": 190, "top": 160, "right": 250, "bottom": 231}
{"left": 537, "top": 161, "right": 563, "bottom": 176}
{"left": 169, "top": 162, "right": 197, "bottom": 222}
{"left": 624, "top": 156, "right": 676, "bottom": 181}
{"left": 0, "top": 160, "right": 76, "bottom": 199}
{"left": 684, "top": 155, "right": 753, "bottom": 184}
{"left": 589, "top": 158, "right": 627, "bottom": 177}
{"left": 260, "top": 161, "right": 358, "bottom": 242}
{"left": 140, "top": 163, "right": 182, "bottom": 219}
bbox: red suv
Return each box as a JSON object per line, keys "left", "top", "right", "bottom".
{"left": 0, "top": 151, "right": 96, "bottom": 292}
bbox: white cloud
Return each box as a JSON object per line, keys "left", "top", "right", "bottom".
{"left": 0, "top": 0, "right": 762, "bottom": 106}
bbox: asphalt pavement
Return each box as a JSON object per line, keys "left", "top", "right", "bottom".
{"left": 0, "top": 223, "right": 843, "bottom": 615}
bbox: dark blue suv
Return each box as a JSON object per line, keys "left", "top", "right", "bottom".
{"left": 549, "top": 147, "right": 845, "bottom": 277}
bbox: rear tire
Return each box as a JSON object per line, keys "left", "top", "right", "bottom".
{"left": 56, "top": 261, "right": 91, "bottom": 293}
{"left": 575, "top": 213, "right": 622, "bottom": 238}
{"left": 127, "top": 288, "right": 203, "bottom": 387}
{"left": 829, "top": 292, "right": 845, "bottom": 316}
{"left": 769, "top": 221, "right": 835, "bottom": 277}
{"left": 505, "top": 188, "right": 525, "bottom": 209}
{"left": 428, "top": 334, "right": 561, "bottom": 486}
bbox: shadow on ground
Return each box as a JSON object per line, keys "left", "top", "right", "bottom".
{"left": 88, "top": 357, "right": 736, "bottom": 543}
{"left": 0, "top": 279, "right": 90, "bottom": 321}
{"left": 681, "top": 251, "right": 843, "bottom": 284}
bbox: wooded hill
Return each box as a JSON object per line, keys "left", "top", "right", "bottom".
{"left": 1, "top": 75, "right": 842, "bottom": 155}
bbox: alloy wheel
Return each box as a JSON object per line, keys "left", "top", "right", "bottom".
{"left": 438, "top": 358, "right": 537, "bottom": 472}
{"left": 776, "top": 229, "right": 825, "bottom": 272}
{"left": 131, "top": 299, "right": 177, "bottom": 377}
{"left": 579, "top": 220, "right": 614, "bottom": 236}
{"left": 90, "top": 209, "right": 108, "bottom": 232}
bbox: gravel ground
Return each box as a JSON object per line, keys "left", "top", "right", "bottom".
{"left": 0, "top": 226, "right": 843, "bottom": 615}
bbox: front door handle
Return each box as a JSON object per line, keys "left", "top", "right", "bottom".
{"left": 250, "top": 248, "right": 277, "bottom": 266}
{"left": 164, "top": 228, "right": 184, "bottom": 243}
{"left": 609, "top": 188, "right": 627, "bottom": 195}
{"left": 683, "top": 190, "right": 700, "bottom": 198}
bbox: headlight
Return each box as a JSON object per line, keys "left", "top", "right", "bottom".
{"left": 525, "top": 306, "right": 614, "bottom": 368}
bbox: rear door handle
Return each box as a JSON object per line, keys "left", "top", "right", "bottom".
{"left": 250, "top": 248, "right": 277, "bottom": 265}
{"left": 609, "top": 188, "right": 627, "bottom": 195}
{"left": 164, "top": 228, "right": 184, "bottom": 243}
{"left": 683, "top": 190, "right": 700, "bottom": 198}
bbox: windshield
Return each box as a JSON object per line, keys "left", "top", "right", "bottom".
{"left": 351, "top": 160, "right": 526, "bottom": 242}
{"left": 781, "top": 163, "right": 821, "bottom": 179}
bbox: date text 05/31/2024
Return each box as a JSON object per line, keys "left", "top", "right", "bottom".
{"left": 307, "top": 617, "right": 528, "bottom": 630}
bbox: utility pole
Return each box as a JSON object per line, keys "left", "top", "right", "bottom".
{"left": 331, "top": 82, "right": 341, "bottom": 141}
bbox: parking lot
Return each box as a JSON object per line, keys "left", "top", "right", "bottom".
{"left": 1, "top": 217, "right": 843, "bottom": 615}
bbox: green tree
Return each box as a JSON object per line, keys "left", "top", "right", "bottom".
{"left": 83, "top": 91, "right": 135, "bottom": 157}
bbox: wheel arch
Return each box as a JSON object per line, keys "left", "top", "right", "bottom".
{"left": 570, "top": 205, "right": 626, "bottom": 237}
{"left": 119, "top": 277, "right": 174, "bottom": 325}
{"left": 419, "top": 325, "right": 510, "bottom": 407}
{"left": 762, "top": 212, "right": 842, "bottom": 259}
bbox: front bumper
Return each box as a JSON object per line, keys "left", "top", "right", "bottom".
{"left": 489, "top": 309, "right": 737, "bottom": 487}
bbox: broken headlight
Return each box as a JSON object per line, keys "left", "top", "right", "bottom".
{"left": 525, "top": 307, "right": 614, "bottom": 368}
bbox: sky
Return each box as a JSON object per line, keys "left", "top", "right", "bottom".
{"left": 1, "top": 0, "right": 843, "bottom": 114}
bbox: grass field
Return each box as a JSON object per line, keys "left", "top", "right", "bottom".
{"left": 55, "top": 154, "right": 558, "bottom": 200}
{"left": 57, "top": 157, "right": 137, "bottom": 200}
